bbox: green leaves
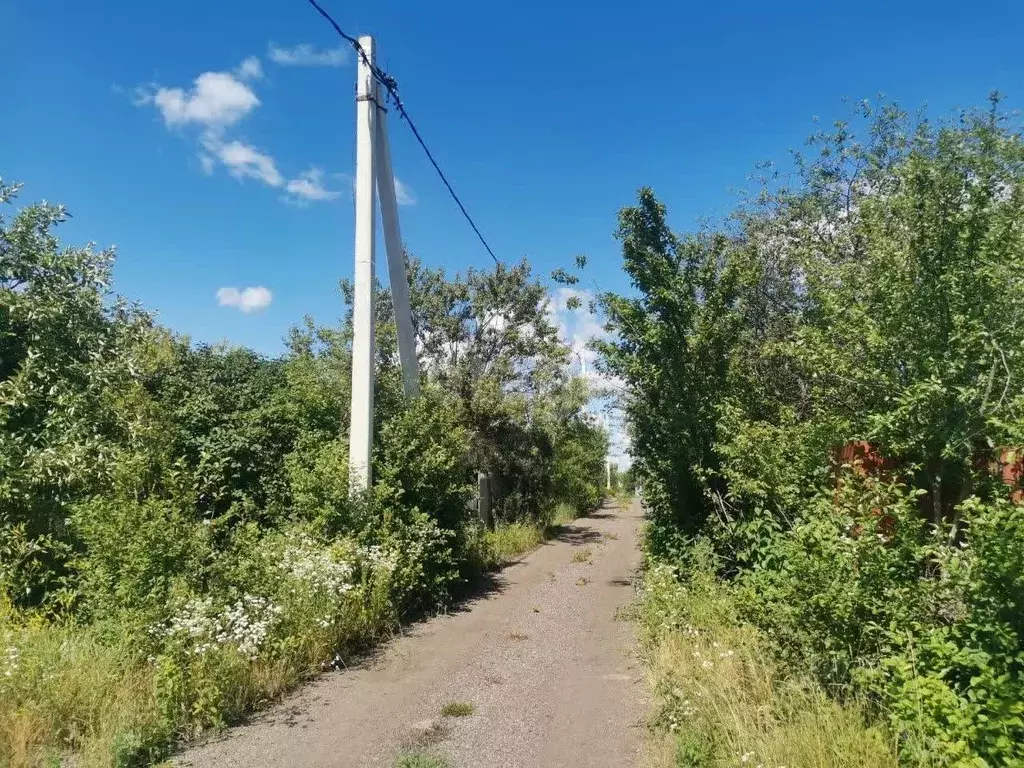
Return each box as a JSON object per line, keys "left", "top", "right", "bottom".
{"left": 405, "top": 255, "right": 599, "bottom": 522}
{"left": 1, "top": 184, "right": 154, "bottom": 609}
{"left": 603, "top": 100, "right": 1024, "bottom": 766}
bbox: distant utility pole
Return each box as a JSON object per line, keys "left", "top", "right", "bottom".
{"left": 349, "top": 35, "right": 420, "bottom": 494}
{"left": 603, "top": 412, "right": 612, "bottom": 491}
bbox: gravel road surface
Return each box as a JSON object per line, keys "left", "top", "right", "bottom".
{"left": 176, "top": 500, "right": 647, "bottom": 768}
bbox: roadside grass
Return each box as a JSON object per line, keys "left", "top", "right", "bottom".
{"left": 482, "top": 523, "right": 546, "bottom": 566}
{"left": 439, "top": 701, "right": 474, "bottom": 718}
{"left": 550, "top": 501, "right": 578, "bottom": 527}
{"left": 0, "top": 616, "right": 167, "bottom": 768}
{"left": 480, "top": 501, "right": 584, "bottom": 568}
{"left": 0, "top": 499, "right": 601, "bottom": 767}
{"left": 641, "top": 551, "right": 900, "bottom": 768}
{"left": 1, "top": 571, "right": 398, "bottom": 767}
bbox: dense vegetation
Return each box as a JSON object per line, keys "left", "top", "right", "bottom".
{"left": 601, "top": 99, "right": 1024, "bottom": 766}
{"left": 0, "top": 177, "right": 607, "bottom": 767}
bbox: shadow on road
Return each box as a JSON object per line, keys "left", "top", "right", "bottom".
{"left": 548, "top": 523, "right": 605, "bottom": 546}
{"left": 445, "top": 568, "right": 510, "bottom": 614}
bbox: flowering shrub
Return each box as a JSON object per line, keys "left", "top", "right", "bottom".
{"left": 153, "top": 595, "right": 282, "bottom": 660}
{"left": 0, "top": 161, "right": 607, "bottom": 765}
{"left": 1, "top": 629, "right": 20, "bottom": 683}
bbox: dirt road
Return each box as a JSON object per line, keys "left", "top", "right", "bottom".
{"left": 176, "top": 501, "right": 647, "bottom": 768}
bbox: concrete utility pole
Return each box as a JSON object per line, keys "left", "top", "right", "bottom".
{"left": 375, "top": 95, "right": 420, "bottom": 398}
{"left": 348, "top": 36, "right": 422, "bottom": 495}
{"left": 604, "top": 412, "right": 613, "bottom": 491}
{"left": 348, "top": 36, "right": 378, "bottom": 493}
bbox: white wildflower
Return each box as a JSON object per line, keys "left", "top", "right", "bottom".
{"left": 154, "top": 594, "right": 281, "bottom": 660}
{"left": 2, "top": 644, "right": 19, "bottom": 677}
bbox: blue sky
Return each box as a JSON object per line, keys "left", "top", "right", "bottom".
{"left": 4, "top": 0, "right": 1021, "bottom": 374}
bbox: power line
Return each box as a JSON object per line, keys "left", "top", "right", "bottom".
{"left": 304, "top": 0, "right": 500, "bottom": 264}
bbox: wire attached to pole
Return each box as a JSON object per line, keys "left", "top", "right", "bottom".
{"left": 304, "top": 0, "right": 501, "bottom": 264}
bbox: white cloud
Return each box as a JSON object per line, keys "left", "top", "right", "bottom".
{"left": 217, "top": 286, "right": 273, "bottom": 313}
{"left": 132, "top": 84, "right": 156, "bottom": 106}
{"left": 237, "top": 56, "right": 264, "bottom": 81}
{"left": 202, "top": 136, "right": 284, "bottom": 187}
{"left": 547, "top": 286, "right": 624, "bottom": 393}
{"left": 545, "top": 287, "right": 632, "bottom": 468}
{"left": 150, "top": 71, "right": 260, "bottom": 129}
{"left": 136, "top": 57, "right": 340, "bottom": 206}
{"left": 395, "top": 178, "right": 416, "bottom": 206}
{"left": 268, "top": 43, "right": 347, "bottom": 67}
{"left": 284, "top": 167, "right": 340, "bottom": 204}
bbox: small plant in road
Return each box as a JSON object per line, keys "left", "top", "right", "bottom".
{"left": 440, "top": 701, "right": 474, "bottom": 717}
{"left": 395, "top": 750, "right": 451, "bottom": 768}
{"left": 572, "top": 549, "right": 592, "bottom": 563}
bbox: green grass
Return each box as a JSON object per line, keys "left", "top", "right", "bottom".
{"left": 0, "top": 501, "right": 590, "bottom": 767}
{"left": 641, "top": 559, "right": 900, "bottom": 768}
{"left": 550, "top": 501, "right": 578, "bottom": 526}
{"left": 394, "top": 749, "right": 452, "bottom": 768}
{"left": 0, "top": 571, "right": 397, "bottom": 767}
{"left": 483, "top": 522, "right": 546, "bottom": 566}
{"left": 479, "top": 502, "right": 586, "bottom": 569}
{"left": 439, "top": 701, "right": 474, "bottom": 717}
{"left": 571, "top": 548, "right": 592, "bottom": 563}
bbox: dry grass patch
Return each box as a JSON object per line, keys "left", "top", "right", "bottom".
{"left": 642, "top": 561, "right": 900, "bottom": 768}
{"left": 571, "top": 549, "right": 592, "bottom": 563}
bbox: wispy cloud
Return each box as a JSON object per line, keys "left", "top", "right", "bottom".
{"left": 237, "top": 56, "right": 264, "bottom": 81}
{"left": 268, "top": 43, "right": 347, "bottom": 67}
{"left": 395, "top": 178, "right": 416, "bottom": 206}
{"left": 284, "top": 167, "right": 341, "bottom": 205}
{"left": 217, "top": 286, "right": 273, "bottom": 313}
{"left": 134, "top": 56, "right": 340, "bottom": 206}
{"left": 202, "top": 136, "right": 284, "bottom": 187}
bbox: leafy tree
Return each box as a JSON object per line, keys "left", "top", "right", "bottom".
{"left": 599, "top": 99, "right": 1024, "bottom": 764}
{"left": 407, "top": 257, "right": 593, "bottom": 520}
{"left": 0, "top": 180, "right": 151, "bottom": 606}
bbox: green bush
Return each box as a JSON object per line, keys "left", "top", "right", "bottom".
{"left": 71, "top": 497, "right": 211, "bottom": 631}
{"left": 600, "top": 99, "right": 1024, "bottom": 766}
{"left": 0, "top": 175, "right": 609, "bottom": 765}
